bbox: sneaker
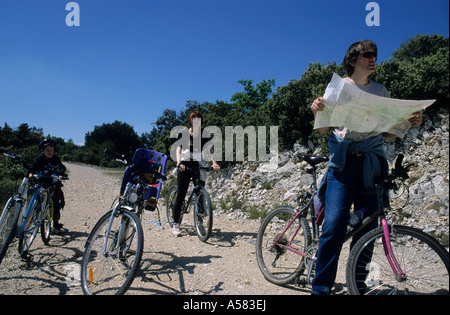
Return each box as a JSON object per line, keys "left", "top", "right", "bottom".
{"left": 54, "top": 222, "right": 64, "bottom": 229}
{"left": 172, "top": 223, "right": 181, "bottom": 237}
{"left": 53, "top": 222, "right": 64, "bottom": 235}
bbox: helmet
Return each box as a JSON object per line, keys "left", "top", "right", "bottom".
{"left": 39, "top": 138, "right": 56, "bottom": 150}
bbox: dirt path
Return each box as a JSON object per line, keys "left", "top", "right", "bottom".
{"left": 0, "top": 163, "right": 347, "bottom": 295}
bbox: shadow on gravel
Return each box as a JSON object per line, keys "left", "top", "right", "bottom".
{"left": 174, "top": 223, "right": 257, "bottom": 248}
{"left": 207, "top": 228, "right": 256, "bottom": 247}
{"left": 131, "top": 251, "right": 222, "bottom": 295}
{"left": 0, "top": 230, "right": 89, "bottom": 295}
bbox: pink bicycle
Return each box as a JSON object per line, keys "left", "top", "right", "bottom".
{"left": 256, "top": 154, "right": 449, "bottom": 295}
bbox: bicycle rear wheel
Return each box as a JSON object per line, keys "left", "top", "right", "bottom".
{"left": 193, "top": 188, "right": 213, "bottom": 242}
{"left": 165, "top": 185, "right": 179, "bottom": 225}
{"left": 0, "top": 197, "right": 21, "bottom": 264}
{"left": 81, "top": 208, "right": 144, "bottom": 295}
{"left": 346, "top": 225, "right": 449, "bottom": 295}
{"left": 389, "top": 178, "right": 410, "bottom": 208}
{"left": 40, "top": 203, "right": 52, "bottom": 245}
{"left": 256, "top": 206, "right": 312, "bottom": 285}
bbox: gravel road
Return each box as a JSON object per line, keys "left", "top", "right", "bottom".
{"left": 0, "top": 162, "right": 348, "bottom": 295}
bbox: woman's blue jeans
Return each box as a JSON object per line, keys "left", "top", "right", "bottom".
{"left": 311, "top": 155, "right": 379, "bottom": 295}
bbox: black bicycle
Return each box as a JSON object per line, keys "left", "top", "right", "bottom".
{"left": 165, "top": 165, "right": 213, "bottom": 242}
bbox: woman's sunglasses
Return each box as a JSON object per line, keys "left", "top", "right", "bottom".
{"left": 362, "top": 51, "right": 377, "bottom": 59}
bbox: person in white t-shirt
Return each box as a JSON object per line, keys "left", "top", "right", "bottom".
{"left": 310, "top": 40, "right": 423, "bottom": 295}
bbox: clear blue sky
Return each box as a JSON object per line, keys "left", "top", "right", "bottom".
{"left": 1, "top": 0, "right": 448, "bottom": 145}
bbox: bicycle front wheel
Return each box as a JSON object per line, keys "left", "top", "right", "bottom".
{"left": 18, "top": 197, "right": 41, "bottom": 258}
{"left": 193, "top": 188, "right": 213, "bottom": 242}
{"left": 346, "top": 225, "right": 449, "bottom": 295}
{"left": 256, "top": 206, "right": 312, "bottom": 285}
{"left": 0, "top": 197, "right": 21, "bottom": 264}
{"left": 81, "top": 208, "right": 144, "bottom": 295}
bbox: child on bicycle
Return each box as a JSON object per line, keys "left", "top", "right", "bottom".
{"left": 310, "top": 40, "right": 423, "bottom": 295}
{"left": 29, "top": 138, "right": 67, "bottom": 234}
{"left": 172, "top": 110, "right": 220, "bottom": 236}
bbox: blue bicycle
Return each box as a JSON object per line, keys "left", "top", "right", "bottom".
{"left": 19, "top": 167, "right": 67, "bottom": 263}
{"left": 1, "top": 150, "right": 30, "bottom": 264}
{"left": 0, "top": 150, "right": 68, "bottom": 264}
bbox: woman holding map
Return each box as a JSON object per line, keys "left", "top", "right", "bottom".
{"left": 309, "top": 40, "right": 423, "bottom": 295}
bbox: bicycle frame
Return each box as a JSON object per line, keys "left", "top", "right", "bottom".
{"left": 19, "top": 186, "right": 50, "bottom": 236}
{"left": 342, "top": 183, "right": 406, "bottom": 281}
{"left": 102, "top": 204, "right": 133, "bottom": 257}
{"left": 376, "top": 186, "right": 407, "bottom": 281}
{"left": 292, "top": 164, "right": 322, "bottom": 241}
{"left": 17, "top": 184, "right": 54, "bottom": 262}
{"left": 180, "top": 166, "right": 211, "bottom": 215}
{"left": 101, "top": 180, "right": 141, "bottom": 257}
{"left": 11, "top": 177, "right": 29, "bottom": 235}
{"left": 274, "top": 210, "right": 307, "bottom": 256}
{"left": 273, "top": 179, "right": 407, "bottom": 284}
{"left": 273, "top": 162, "right": 321, "bottom": 256}
{"left": 183, "top": 185, "right": 202, "bottom": 213}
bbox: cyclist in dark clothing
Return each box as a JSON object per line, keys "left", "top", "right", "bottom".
{"left": 29, "top": 138, "right": 67, "bottom": 233}
{"left": 172, "top": 111, "right": 220, "bottom": 236}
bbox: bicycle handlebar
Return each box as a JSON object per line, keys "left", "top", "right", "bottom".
{"left": 31, "top": 172, "right": 69, "bottom": 187}
{"left": 178, "top": 165, "right": 213, "bottom": 172}
{"left": 391, "top": 153, "right": 412, "bottom": 180}
{"left": 1, "top": 149, "right": 69, "bottom": 181}
{"left": 38, "top": 167, "right": 69, "bottom": 180}
{"left": 1, "top": 149, "right": 32, "bottom": 170}
{"left": 104, "top": 148, "right": 130, "bottom": 166}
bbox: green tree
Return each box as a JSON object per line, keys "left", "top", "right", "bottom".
{"left": 259, "top": 62, "right": 345, "bottom": 149}
{"left": 85, "top": 120, "right": 142, "bottom": 156}
{"left": 392, "top": 34, "right": 449, "bottom": 62}
{"left": 142, "top": 109, "right": 184, "bottom": 154}
{"left": 374, "top": 34, "right": 449, "bottom": 111}
{"left": 230, "top": 79, "right": 275, "bottom": 113}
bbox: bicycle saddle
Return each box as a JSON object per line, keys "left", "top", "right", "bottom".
{"left": 299, "top": 154, "right": 329, "bottom": 166}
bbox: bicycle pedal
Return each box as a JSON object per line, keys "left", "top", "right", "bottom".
{"left": 21, "top": 251, "right": 34, "bottom": 265}
{"left": 294, "top": 277, "right": 307, "bottom": 288}
{"left": 127, "top": 249, "right": 136, "bottom": 255}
